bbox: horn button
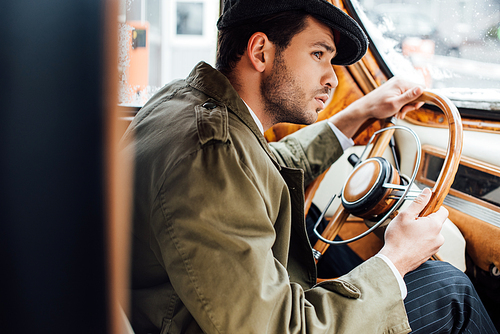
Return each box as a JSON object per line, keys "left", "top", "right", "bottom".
{"left": 341, "top": 157, "right": 400, "bottom": 220}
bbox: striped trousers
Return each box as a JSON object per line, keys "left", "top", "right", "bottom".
{"left": 306, "top": 204, "right": 498, "bottom": 333}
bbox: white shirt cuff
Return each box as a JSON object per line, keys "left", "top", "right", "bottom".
{"left": 327, "top": 121, "right": 354, "bottom": 152}
{"left": 374, "top": 253, "right": 408, "bottom": 300}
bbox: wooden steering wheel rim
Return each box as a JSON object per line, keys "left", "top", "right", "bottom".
{"left": 415, "top": 91, "right": 463, "bottom": 216}
{"left": 310, "top": 90, "right": 463, "bottom": 260}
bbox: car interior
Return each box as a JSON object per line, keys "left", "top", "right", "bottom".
{"left": 1, "top": 0, "right": 499, "bottom": 332}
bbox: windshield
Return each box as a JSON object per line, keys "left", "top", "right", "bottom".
{"left": 353, "top": 0, "right": 500, "bottom": 110}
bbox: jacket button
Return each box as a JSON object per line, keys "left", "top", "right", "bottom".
{"left": 202, "top": 102, "right": 217, "bottom": 109}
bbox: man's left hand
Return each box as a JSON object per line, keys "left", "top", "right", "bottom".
{"left": 328, "top": 77, "right": 425, "bottom": 138}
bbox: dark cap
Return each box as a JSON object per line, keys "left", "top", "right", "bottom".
{"left": 217, "top": 0, "right": 368, "bottom": 65}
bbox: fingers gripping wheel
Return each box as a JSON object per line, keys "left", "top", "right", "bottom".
{"left": 341, "top": 157, "right": 401, "bottom": 220}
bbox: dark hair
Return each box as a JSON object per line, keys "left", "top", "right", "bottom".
{"left": 215, "top": 10, "right": 310, "bottom": 78}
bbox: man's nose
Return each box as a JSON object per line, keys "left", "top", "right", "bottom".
{"left": 323, "top": 64, "right": 338, "bottom": 90}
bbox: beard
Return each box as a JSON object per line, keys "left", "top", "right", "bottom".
{"left": 260, "top": 51, "right": 328, "bottom": 126}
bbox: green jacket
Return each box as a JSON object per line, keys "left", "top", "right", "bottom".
{"left": 122, "top": 62, "right": 410, "bottom": 334}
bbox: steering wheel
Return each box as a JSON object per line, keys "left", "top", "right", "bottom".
{"left": 308, "top": 90, "right": 463, "bottom": 262}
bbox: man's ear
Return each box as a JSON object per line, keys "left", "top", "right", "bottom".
{"left": 247, "top": 32, "right": 274, "bottom": 73}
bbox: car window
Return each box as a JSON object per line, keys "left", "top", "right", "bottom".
{"left": 117, "top": 0, "right": 500, "bottom": 114}
{"left": 118, "top": 0, "right": 220, "bottom": 106}
{"left": 353, "top": 0, "right": 500, "bottom": 114}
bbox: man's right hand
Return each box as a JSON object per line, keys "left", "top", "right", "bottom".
{"left": 378, "top": 188, "right": 448, "bottom": 277}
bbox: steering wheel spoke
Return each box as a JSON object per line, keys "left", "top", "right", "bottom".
{"left": 383, "top": 183, "right": 420, "bottom": 200}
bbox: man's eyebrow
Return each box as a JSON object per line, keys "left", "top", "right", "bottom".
{"left": 311, "top": 42, "right": 336, "bottom": 54}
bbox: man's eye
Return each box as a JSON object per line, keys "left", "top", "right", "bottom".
{"left": 313, "top": 51, "right": 322, "bottom": 59}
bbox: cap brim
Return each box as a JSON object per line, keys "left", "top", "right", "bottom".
{"left": 309, "top": 1, "right": 368, "bottom": 65}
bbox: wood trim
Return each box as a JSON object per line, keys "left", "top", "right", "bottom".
{"left": 417, "top": 145, "right": 500, "bottom": 214}
{"left": 104, "top": 0, "right": 133, "bottom": 332}
{"left": 347, "top": 60, "right": 378, "bottom": 94}
{"left": 405, "top": 106, "right": 500, "bottom": 134}
{"left": 359, "top": 49, "right": 389, "bottom": 86}
{"left": 420, "top": 145, "right": 500, "bottom": 178}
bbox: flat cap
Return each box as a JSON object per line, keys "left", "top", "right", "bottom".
{"left": 217, "top": 0, "right": 368, "bottom": 65}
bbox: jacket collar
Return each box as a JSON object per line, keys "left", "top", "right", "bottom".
{"left": 186, "top": 62, "right": 280, "bottom": 169}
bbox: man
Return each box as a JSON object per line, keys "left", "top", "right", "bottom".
{"left": 122, "top": 0, "right": 497, "bottom": 333}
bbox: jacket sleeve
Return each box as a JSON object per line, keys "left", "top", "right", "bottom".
{"left": 155, "top": 140, "right": 410, "bottom": 334}
{"left": 268, "top": 120, "right": 344, "bottom": 187}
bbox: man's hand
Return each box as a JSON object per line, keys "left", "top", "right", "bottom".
{"left": 379, "top": 188, "right": 448, "bottom": 277}
{"left": 328, "top": 77, "right": 425, "bottom": 138}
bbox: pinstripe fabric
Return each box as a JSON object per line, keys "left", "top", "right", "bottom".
{"left": 306, "top": 204, "right": 498, "bottom": 333}
{"left": 404, "top": 261, "right": 498, "bottom": 333}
